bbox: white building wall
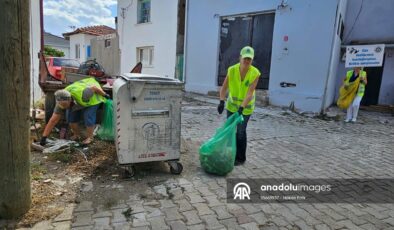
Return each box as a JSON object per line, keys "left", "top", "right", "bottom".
{"left": 322, "top": 0, "right": 348, "bottom": 110}
{"left": 70, "top": 34, "right": 96, "bottom": 62}
{"left": 118, "top": 0, "right": 178, "bottom": 77}
{"left": 379, "top": 50, "right": 394, "bottom": 105}
{"left": 30, "top": 0, "right": 42, "bottom": 104}
{"left": 185, "top": 0, "right": 342, "bottom": 112}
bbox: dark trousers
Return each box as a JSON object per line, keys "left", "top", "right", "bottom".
{"left": 227, "top": 110, "right": 251, "bottom": 163}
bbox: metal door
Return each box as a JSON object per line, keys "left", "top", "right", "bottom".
{"left": 218, "top": 13, "right": 275, "bottom": 89}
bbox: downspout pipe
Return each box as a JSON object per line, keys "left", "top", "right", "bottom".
{"left": 39, "top": 0, "right": 44, "bottom": 52}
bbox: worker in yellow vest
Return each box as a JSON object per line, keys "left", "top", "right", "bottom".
{"left": 343, "top": 67, "right": 367, "bottom": 122}
{"left": 217, "top": 46, "right": 261, "bottom": 165}
{"left": 40, "top": 78, "right": 109, "bottom": 145}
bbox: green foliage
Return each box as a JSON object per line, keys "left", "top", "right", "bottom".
{"left": 44, "top": 45, "right": 65, "bottom": 57}
{"left": 31, "top": 162, "right": 47, "bottom": 180}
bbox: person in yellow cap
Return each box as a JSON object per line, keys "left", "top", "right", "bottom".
{"left": 217, "top": 46, "right": 261, "bottom": 165}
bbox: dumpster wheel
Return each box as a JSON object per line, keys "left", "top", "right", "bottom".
{"left": 169, "top": 161, "right": 183, "bottom": 175}
{"left": 124, "top": 165, "right": 136, "bottom": 177}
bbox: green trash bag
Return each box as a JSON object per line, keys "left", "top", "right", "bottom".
{"left": 97, "top": 99, "right": 114, "bottom": 141}
{"left": 199, "top": 113, "right": 244, "bottom": 176}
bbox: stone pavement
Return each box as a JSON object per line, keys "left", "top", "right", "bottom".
{"left": 33, "top": 96, "right": 394, "bottom": 229}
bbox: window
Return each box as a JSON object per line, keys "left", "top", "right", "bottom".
{"left": 137, "top": 0, "right": 151, "bottom": 24}
{"left": 75, "top": 44, "right": 80, "bottom": 59}
{"left": 86, "top": 45, "right": 91, "bottom": 58}
{"left": 105, "top": 39, "right": 111, "bottom": 48}
{"left": 137, "top": 46, "right": 154, "bottom": 67}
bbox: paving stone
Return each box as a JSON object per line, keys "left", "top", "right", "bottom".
{"left": 111, "top": 209, "right": 129, "bottom": 223}
{"left": 71, "top": 226, "right": 93, "bottom": 230}
{"left": 147, "top": 217, "right": 169, "bottom": 230}
{"left": 314, "top": 224, "right": 331, "bottom": 230}
{"left": 92, "top": 211, "right": 112, "bottom": 219}
{"left": 130, "top": 227, "right": 150, "bottom": 230}
{"left": 132, "top": 213, "right": 149, "bottom": 227}
{"left": 178, "top": 178, "right": 192, "bottom": 186}
{"left": 159, "top": 199, "right": 176, "bottom": 208}
{"left": 54, "top": 204, "right": 76, "bottom": 222}
{"left": 74, "top": 201, "right": 94, "bottom": 213}
{"left": 110, "top": 203, "right": 129, "bottom": 210}
{"left": 31, "top": 220, "right": 53, "bottom": 230}
{"left": 175, "top": 199, "right": 194, "bottom": 212}
{"left": 212, "top": 206, "right": 233, "bottom": 220}
{"left": 192, "top": 203, "right": 214, "bottom": 216}
{"left": 196, "top": 186, "right": 215, "bottom": 197}
{"left": 332, "top": 220, "right": 364, "bottom": 230}
{"left": 240, "top": 222, "right": 259, "bottom": 230}
{"left": 146, "top": 208, "right": 163, "bottom": 218}
{"left": 383, "top": 217, "right": 394, "bottom": 226}
{"left": 187, "top": 193, "right": 205, "bottom": 204}
{"left": 52, "top": 221, "right": 71, "bottom": 230}
{"left": 200, "top": 215, "right": 224, "bottom": 230}
{"left": 270, "top": 217, "right": 289, "bottom": 227}
{"left": 249, "top": 212, "right": 269, "bottom": 225}
{"left": 237, "top": 214, "right": 255, "bottom": 225}
{"left": 204, "top": 195, "right": 223, "bottom": 207}
{"left": 239, "top": 204, "right": 260, "bottom": 215}
{"left": 168, "top": 220, "right": 187, "bottom": 230}
{"left": 72, "top": 211, "right": 94, "bottom": 227}
{"left": 187, "top": 224, "right": 207, "bottom": 230}
{"left": 219, "top": 218, "right": 243, "bottom": 230}
{"left": 144, "top": 200, "right": 160, "bottom": 206}
{"left": 359, "top": 223, "right": 378, "bottom": 230}
{"left": 163, "top": 207, "right": 184, "bottom": 221}
{"left": 112, "top": 222, "right": 131, "bottom": 230}
{"left": 293, "top": 220, "right": 313, "bottom": 230}
{"left": 182, "top": 210, "right": 202, "bottom": 225}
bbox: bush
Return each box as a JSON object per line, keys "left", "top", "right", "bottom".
{"left": 43, "top": 45, "right": 65, "bottom": 57}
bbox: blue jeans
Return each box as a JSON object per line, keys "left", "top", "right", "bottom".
{"left": 227, "top": 110, "right": 251, "bottom": 163}
{"left": 68, "top": 104, "right": 100, "bottom": 127}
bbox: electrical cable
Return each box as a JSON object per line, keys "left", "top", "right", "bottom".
{"left": 343, "top": 0, "right": 364, "bottom": 43}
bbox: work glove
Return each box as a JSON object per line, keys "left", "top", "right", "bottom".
{"left": 104, "top": 93, "right": 111, "bottom": 99}
{"left": 238, "top": 106, "right": 244, "bottom": 115}
{"left": 40, "top": 136, "right": 47, "bottom": 146}
{"left": 217, "top": 100, "right": 225, "bottom": 114}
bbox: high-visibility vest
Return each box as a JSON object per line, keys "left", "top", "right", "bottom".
{"left": 225, "top": 63, "right": 261, "bottom": 115}
{"left": 345, "top": 70, "right": 367, "bottom": 97}
{"left": 65, "top": 77, "right": 105, "bottom": 107}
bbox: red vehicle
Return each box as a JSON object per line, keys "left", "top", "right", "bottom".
{"left": 45, "top": 57, "right": 80, "bottom": 80}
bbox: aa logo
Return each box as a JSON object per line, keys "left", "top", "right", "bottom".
{"left": 233, "top": 182, "right": 251, "bottom": 200}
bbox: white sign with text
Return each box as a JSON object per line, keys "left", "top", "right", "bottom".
{"left": 345, "top": 44, "right": 385, "bottom": 68}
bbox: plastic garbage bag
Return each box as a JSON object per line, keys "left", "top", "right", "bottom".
{"left": 337, "top": 77, "right": 360, "bottom": 109}
{"left": 199, "top": 113, "right": 244, "bottom": 176}
{"left": 97, "top": 99, "right": 114, "bottom": 141}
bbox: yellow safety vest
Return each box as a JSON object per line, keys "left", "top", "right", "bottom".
{"left": 65, "top": 77, "right": 105, "bottom": 107}
{"left": 345, "top": 70, "right": 367, "bottom": 97}
{"left": 225, "top": 63, "right": 261, "bottom": 115}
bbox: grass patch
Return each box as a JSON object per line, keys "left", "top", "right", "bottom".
{"left": 48, "top": 151, "right": 73, "bottom": 163}
{"left": 31, "top": 162, "right": 47, "bottom": 180}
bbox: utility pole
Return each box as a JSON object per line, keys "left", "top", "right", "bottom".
{"left": 0, "top": 0, "right": 31, "bottom": 218}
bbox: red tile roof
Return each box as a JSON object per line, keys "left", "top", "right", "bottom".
{"left": 63, "top": 25, "right": 116, "bottom": 37}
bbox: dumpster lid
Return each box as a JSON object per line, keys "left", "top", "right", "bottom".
{"left": 121, "top": 73, "right": 182, "bottom": 83}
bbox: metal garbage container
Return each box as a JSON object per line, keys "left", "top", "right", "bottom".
{"left": 112, "top": 73, "right": 184, "bottom": 176}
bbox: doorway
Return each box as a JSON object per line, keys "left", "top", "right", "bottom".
{"left": 361, "top": 64, "right": 384, "bottom": 106}
{"left": 218, "top": 12, "right": 275, "bottom": 89}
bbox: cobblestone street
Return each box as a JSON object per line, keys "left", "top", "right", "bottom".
{"left": 31, "top": 96, "right": 394, "bottom": 230}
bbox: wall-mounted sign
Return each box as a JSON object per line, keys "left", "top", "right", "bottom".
{"left": 345, "top": 44, "right": 385, "bottom": 68}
